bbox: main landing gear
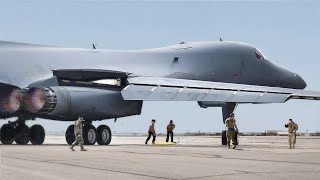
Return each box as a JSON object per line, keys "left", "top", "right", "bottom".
{"left": 0, "top": 119, "right": 45, "bottom": 145}
{"left": 65, "top": 124, "right": 112, "bottom": 145}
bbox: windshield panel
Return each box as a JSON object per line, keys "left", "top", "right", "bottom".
{"left": 255, "top": 48, "right": 267, "bottom": 60}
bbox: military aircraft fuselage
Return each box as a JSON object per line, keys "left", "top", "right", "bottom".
{"left": 0, "top": 40, "right": 313, "bottom": 146}
{"left": 0, "top": 41, "right": 306, "bottom": 121}
{"left": 0, "top": 41, "right": 306, "bottom": 89}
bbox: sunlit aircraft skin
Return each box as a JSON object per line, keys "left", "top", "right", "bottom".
{"left": 0, "top": 40, "right": 315, "bottom": 145}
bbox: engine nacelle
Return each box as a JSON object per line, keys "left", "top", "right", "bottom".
{"left": 24, "top": 86, "right": 142, "bottom": 120}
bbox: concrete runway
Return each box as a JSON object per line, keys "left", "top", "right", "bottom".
{"left": 1, "top": 135, "right": 320, "bottom": 180}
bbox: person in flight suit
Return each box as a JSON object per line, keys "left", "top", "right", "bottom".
{"left": 70, "top": 116, "right": 87, "bottom": 151}
{"left": 285, "top": 119, "right": 299, "bottom": 149}
{"left": 145, "top": 119, "right": 156, "bottom": 145}
{"left": 225, "top": 112, "right": 239, "bottom": 149}
{"left": 166, "top": 120, "right": 175, "bottom": 142}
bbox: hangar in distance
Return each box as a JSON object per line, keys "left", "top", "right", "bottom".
{"left": 0, "top": 40, "right": 318, "bottom": 145}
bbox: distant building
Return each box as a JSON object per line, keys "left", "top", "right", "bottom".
{"left": 277, "top": 131, "right": 289, "bottom": 136}
{"left": 264, "top": 130, "right": 288, "bottom": 136}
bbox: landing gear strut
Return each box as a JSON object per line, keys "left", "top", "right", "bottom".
{"left": 0, "top": 119, "right": 45, "bottom": 145}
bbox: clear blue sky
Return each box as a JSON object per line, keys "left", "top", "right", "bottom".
{"left": 0, "top": 0, "right": 320, "bottom": 133}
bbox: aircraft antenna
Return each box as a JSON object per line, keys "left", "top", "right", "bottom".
{"left": 219, "top": 38, "right": 223, "bottom": 42}
{"left": 92, "top": 43, "right": 96, "bottom": 49}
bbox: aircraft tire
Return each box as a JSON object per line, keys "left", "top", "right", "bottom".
{"left": 15, "top": 124, "right": 30, "bottom": 145}
{"left": 83, "top": 125, "right": 97, "bottom": 145}
{"left": 222, "top": 130, "right": 227, "bottom": 145}
{"left": 97, "top": 125, "right": 112, "bottom": 145}
{"left": 30, "top": 124, "right": 45, "bottom": 145}
{"left": 0, "top": 124, "right": 16, "bottom": 144}
{"left": 65, "top": 125, "right": 75, "bottom": 145}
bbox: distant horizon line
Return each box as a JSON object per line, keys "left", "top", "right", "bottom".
{"left": 46, "top": 130, "right": 320, "bottom": 135}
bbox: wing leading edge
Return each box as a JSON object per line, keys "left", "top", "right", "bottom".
{"left": 121, "top": 77, "right": 320, "bottom": 103}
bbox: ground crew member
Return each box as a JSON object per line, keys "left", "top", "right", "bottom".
{"left": 145, "top": 119, "right": 156, "bottom": 144}
{"left": 285, "top": 119, "right": 298, "bottom": 149}
{"left": 225, "top": 112, "right": 239, "bottom": 149}
{"left": 166, "top": 120, "right": 175, "bottom": 142}
{"left": 70, "top": 116, "right": 87, "bottom": 151}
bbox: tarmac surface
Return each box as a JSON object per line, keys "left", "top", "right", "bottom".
{"left": 1, "top": 135, "right": 320, "bottom": 180}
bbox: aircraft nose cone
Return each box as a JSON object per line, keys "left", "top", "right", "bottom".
{"left": 295, "top": 74, "right": 307, "bottom": 89}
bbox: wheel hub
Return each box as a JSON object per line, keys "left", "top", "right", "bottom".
{"left": 102, "top": 129, "right": 110, "bottom": 142}
{"left": 88, "top": 129, "right": 96, "bottom": 143}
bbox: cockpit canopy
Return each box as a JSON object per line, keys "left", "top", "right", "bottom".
{"left": 255, "top": 48, "right": 267, "bottom": 60}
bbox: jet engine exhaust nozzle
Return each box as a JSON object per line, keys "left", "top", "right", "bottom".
{"left": 0, "top": 89, "right": 21, "bottom": 113}
{"left": 24, "top": 87, "right": 57, "bottom": 113}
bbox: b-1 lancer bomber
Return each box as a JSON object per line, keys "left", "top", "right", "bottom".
{"left": 0, "top": 40, "right": 318, "bottom": 145}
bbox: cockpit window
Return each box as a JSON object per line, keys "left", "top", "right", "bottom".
{"left": 255, "top": 49, "right": 267, "bottom": 60}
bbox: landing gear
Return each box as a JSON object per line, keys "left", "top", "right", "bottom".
{"left": 0, "top": 120, "right": 45, "bottom": 145}
{"left": 65, "top": 125, "right": 75, "bottom": 145}
{"left": 64, "top": 124, "right": 112, "bottom": 145}
{"left": 83, "top": 125, "right": 97, "bottom": 145}
{"left": 29, "top": 124, "right": 45, "bottom": 145}
{"left": 222, "top": 130, "right": 227, "bottom": 146}
{"left": 0, "top": 124, "right": 16, "bottom": 144}
{"left": 97, "top": 125, "right": 112, "bottom": 145}
{"left": 15, "top": 124, "right": 30, "bottom": 145}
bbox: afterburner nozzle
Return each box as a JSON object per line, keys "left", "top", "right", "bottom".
{"left": 24, "top": 87, "right": 57, "bottom": 113}
{"left": 0, "top": 89, "right": 21, "bottom": 113}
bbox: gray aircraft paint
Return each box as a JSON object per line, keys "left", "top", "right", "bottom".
{"left": 0, "top": 41, "right": 305, "bottom": 89}
{"left": 0, "top": 40, "right": 309, "bottom": 122}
